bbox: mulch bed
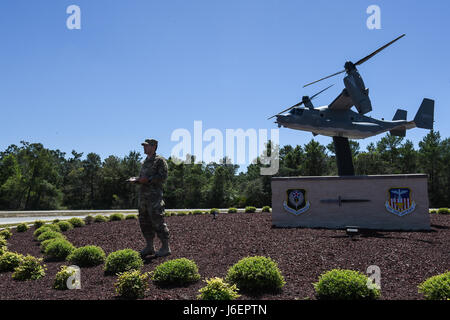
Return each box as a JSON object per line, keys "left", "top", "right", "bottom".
{"left": 0, "top": 212, "right": 448, "bottom": 300}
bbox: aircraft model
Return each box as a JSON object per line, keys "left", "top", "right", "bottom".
{"left": 269, "top": 34, "right": 435, "bottom": 140}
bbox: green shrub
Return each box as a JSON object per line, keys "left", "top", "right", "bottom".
{"left": 109, "top": 213, "right": 125, "bottom": 221}
{"left": 33, "top": 225, "right": 61, "bottom": 239}
{"left": 44, "top": 239, "right": 75, "bottom": 261}
{"left": 67, "top": 245, "right": 106, "bottom": 267}
{"left": 437, "top": 208, "right": 449, "bottom": 214}
{"left": 84, "top": 215, "right": 94, "bottom": 224}
{"left": 68, "top": 217, "right": 85, "bottom": 227}
{"left": 37, "top": 231, "right": 65, "bottom": 242}
{"left": 262, "top": 206, "right": 271, "bottom": 213}
{"left": 125, "top": 214, "right": 137, "bottom": 220}
{"left": 244, "top": 206, "right": 257, "bottom": 213}
{"left": 53, "top": 265, "right": 80, "bottom": 290}
{"left": 56, "top": 221, "right": 74, "bottom": 232}
{"left": 0, "top": 236, "right": 7, "bottom": 255}
{"left": 12, "top": 255, "right": 46, "bottom": 281}
{"left": 52, "top": 219, "right": 60, "bottom": 224}
{"left": 418, "top": 271, "right": 450, "bottom": 300}
{"left": 429, "top": 209, "right": 437, "bottom": 214}
{"left": 0, "top": 252, "right": 24, "bottom": 272}
{"left": 104, "top": 249, "right": 143, "bottom": 275}
{"left": 16, "top": 223, "right": 29, "bottom": 233}
{"left": 0, "top": 228, "right": 12, "bottom": 240}
{"left": 192, "top": 210, "right": 203, "bottom": 215}
{"left": 94, "top": 215, "right": 109, "bottom": 223}
{"left": 151, "top": 258, "right": 201, "bottom": 286}
{"left": 313, "top": 269, "right": 381, "bottom": 300}
{"left": 209, "top": 208, "right": 219, "bottom": 214}
{"left": 115, "top": 270, "right": 150, "bottom": 299}
{"left": 225, "top": 256, "right": 285, "bottom": 293}
{"left": 34, "top": 220, "right": 45, "bottom": 229}
{"left": 228, "top": 208, "right": 238, "bottom": 213}
{"left": 197, "top": 277, "right": 240, "bottom": 300}
{"left": 40, "top": 238, "right": 59, "bottom": 253}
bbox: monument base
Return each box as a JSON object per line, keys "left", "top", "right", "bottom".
{"left": 271, "top": 174, "right": 430, "bottom": 231}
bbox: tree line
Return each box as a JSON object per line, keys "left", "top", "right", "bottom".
{"left": 0, "top": 131, "right": 448, "bottom": 211}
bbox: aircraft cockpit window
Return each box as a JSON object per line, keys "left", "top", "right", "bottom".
{"left": 290, "top": 108, "right": 303, "bottom": 116}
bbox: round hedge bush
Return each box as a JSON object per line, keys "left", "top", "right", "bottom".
{"left": 313, "top": 269, "right": 381, "bottom": 300}
{"left": 197, "top": 277, "right": 240, "bottom": 300}
{"left": 12, "top": 255, "right": 46, "bottom": 281}
{"left": 228, "top": 207, "right": 238, "bottom": 213}
{"left": 33, "top": 225, "right": 61, "bottom": 239}
{"left": 104, "top": 249, "right": 143, "bottom": 275}
{"left": 125, "top": 214, "right": 137, "bottom": 220}
{"left": 37, "top": 231, "right": 65, "bottom": 242}
{"left": 40, "top": 238, "right": 59, "bottom": 253}
{"left": 84, "top": 215, "right": 94, "bottom": 225}
{"left": 437, "top": 208, "right": 449, "bottom": 214}
{"left": 209, "top": 208, "right": 219, "bottom": 214}
{"left": 53, "top": 265, "right": 80, "bottom": 290}
{"left": 0, "top": 236, "right": 7, "bottom": 255}
{"left": 225, "top": 256, "right": 285, "bottom": 293}
{"left": 67, "top": 245, "right": 106, "bottom": 267}
{"left": 68, "top": 217, "right": 85, "bottom": 228}
{"left": 151, "top": 258, "right": 201, "bottom": 286}
{"left": 0, "top": 229, "right": 12, "bottom": 240}
{"left": 56, "top": 221, "right": 74, "bottom": 232}
{"left": 262, "top": 206, "right": 271, "bottom": 213}
{"left": 109, "top": 213, "right": 125, "bottom": 221}
{"left": 244, "top": 206, "right": 257, "bottom": 213}
{"left": 191, "top": 210, "right": 203, "bottom": 215}
{"left": 94, "top": 215, "right": 109, "bottom": 223}
{"left": 0, "top": 252, "right": 24, "bottom": 272}
{"left": 115, "top": 270, "right": 150, "bottom": 299}
{"left": 16, "top": 223, "right": 29, "bottom": 233}
{"left": 418, "top": 271, "right": 450, "bottom": 300}
{"left": 44, "top": 239, "right": 75, "bottom": 261}
{"left": 33, "top": 220, "right": 45, "bottom": 229}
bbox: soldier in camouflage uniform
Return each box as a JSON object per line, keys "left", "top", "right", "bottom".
{"left": 131, "top": 139, "right": 171, "bottom": 258}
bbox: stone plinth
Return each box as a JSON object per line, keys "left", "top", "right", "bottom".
{"left": 271, "top": 174, "right": 430, "bottom": 231}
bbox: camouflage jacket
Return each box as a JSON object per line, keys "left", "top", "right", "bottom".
{"left": 139, "top": 153, "right": 168, "bottom": 199}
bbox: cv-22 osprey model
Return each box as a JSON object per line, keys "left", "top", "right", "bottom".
{"left": 269, "top": 34, "right": 435, "bottom": 175}
{"left": 269, "top": 34, "right": 434, "bottom": 140}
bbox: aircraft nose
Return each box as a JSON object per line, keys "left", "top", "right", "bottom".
{"left": 275, "top": 115, "right": 286, "bottom": 128}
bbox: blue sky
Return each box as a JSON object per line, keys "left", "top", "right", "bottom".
{"left": 1, "top": 0, "right": 449, "bottom": 169}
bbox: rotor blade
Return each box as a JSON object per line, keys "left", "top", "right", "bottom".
{"left": 267, "top": 100, "right": 305, "bottom": 120}
{"left": 310, "top": 84, "right": 334, "bottom": 100}
{"left": 355, "top": 34, "right": 405, "bottom": 66}
{"left": 303, "top": 70, "right": 345, "bottom": 88}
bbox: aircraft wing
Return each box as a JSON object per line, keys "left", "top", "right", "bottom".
{"left": 328, "top": 89, "right": 354, "bottom": 110}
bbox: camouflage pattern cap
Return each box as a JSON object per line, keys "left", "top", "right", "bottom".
{"left": 141, "top": 139, "right": 158, "bottom": 146}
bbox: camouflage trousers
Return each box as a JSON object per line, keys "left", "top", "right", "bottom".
{"left": 138, "top": 196, "right": 170, "bottom": 241}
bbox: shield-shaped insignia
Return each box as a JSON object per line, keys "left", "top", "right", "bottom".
{"left": 283, "top": 189, "right": 310, "bottom": 215}
{"left": 385, "top": 187, "right": 416, "bottom": 217}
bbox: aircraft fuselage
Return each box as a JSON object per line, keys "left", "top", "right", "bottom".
{"left": 276, "top": 106, "right": 413, "bottom": 139}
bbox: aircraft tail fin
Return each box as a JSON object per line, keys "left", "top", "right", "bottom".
{"left": 392, "top": 109, "right": 407, "bottom": 121}
{"left": 413, "top": 98, "right": 434, "bottom": 129}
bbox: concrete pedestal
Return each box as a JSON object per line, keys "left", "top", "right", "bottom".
{"left": 271, "top": 174, "right": 430, "bottom": 231}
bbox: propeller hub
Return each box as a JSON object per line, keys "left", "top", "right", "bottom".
{"left": 344, "top": 61, "right": 356, "bottom": 73}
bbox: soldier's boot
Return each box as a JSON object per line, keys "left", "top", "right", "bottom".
{"left": 140, "top": 237, "right": 155, "bottom": 258}
{"left": 155, "top": 238, "right": 171, "bottom": 257}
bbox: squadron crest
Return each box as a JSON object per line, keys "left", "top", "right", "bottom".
{"left": 283, "top": 189, "right": 310, "bottom": 215}
{"left": 385, "top": 187, "right": 416, "bottom": 216}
